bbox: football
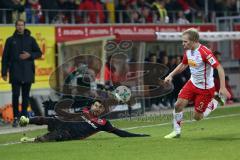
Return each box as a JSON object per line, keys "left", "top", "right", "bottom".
{"left": 114, "top": 85, "right": 131, "bottom": 103}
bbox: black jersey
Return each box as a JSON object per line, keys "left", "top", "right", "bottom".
{"left": 60, "top": 108, "right": 115, "bottom": 139}
{"left": 29, "top": 108, "right": 149, "bottom": 142}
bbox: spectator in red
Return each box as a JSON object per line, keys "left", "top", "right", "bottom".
{"left": 110, "top": 54, "right": 129, "bottom": 85}
{"left": 140, "top": 7, "right": 153, "bottom": 23}
{"left": 96, "top": 55, "right": 115, "bottom": 84}
{"left": 177, "top": 0, "right": 190, "bottom": 14}
{"left": 25, "top": 0, "right": 43, "bottom": 23}
{"left": 177, "top": 0, "right": 191, "bottom": 21}
{"left": 136, "top": 0, "right": 152, "bottom": 23}
{"left": 78, "top": 0, "right": 105, "bottom": 23}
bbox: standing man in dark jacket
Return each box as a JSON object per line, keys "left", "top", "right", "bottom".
{"left": 1, "top": 19, "right": 42, "bottom": 127}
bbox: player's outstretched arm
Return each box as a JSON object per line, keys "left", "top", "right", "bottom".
{"left": 164, "top": 63, "right": 188, "bottom": 83}
{"left": 103, "top": 121, "right": 150, "bottom": 137}
{"left": 110, "top": 128, "right": 150, "bottom": 137}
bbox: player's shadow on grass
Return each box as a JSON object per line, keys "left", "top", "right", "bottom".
{"left": 86, "top": 137, "right": 120, "bottom": 141}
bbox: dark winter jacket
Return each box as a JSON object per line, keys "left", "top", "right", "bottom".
{"left": 1, "top": 29, "right": 42, "bottom": 83}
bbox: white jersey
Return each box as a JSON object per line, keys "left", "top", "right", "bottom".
{"left": 182, "top": 44, "right": 219, "bottom": 89}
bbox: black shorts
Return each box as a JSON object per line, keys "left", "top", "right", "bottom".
{"left": 36, "top": 118, "right": 73, "bottom": 142}
{"left": 35, "top": 129, "right": 72, "bottom": 142}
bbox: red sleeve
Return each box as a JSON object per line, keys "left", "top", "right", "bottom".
{"left": 199, "top": 46, "right": 220, "bottom": 68}
{"left": 78, "top": 2, "right": 84, "bottom": 10}
{"left": 104, "top": 65, "right": 111, "bottom": 81}
{"left": 182, "top": 52, "right": 188, "bottom": 64}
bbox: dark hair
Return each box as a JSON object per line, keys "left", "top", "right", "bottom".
{"left": 93, "top": 99, "right": 103, "bottom": 104}
{"left": 93, "top": 99, "right": 110, "bottom": 114}
{"left": 15, "top": 19, "right": 25, "bottom": 26}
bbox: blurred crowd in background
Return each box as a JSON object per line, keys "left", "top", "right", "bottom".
{"left": 0, "top": 0, "right": 239, "bottom": 24}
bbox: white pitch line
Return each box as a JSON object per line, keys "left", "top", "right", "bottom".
{"left": 0, "top": 113, "right": 240, "bottom": 147}
{"left": 0, "top": 141, "right": 22, "bottom": 146}
{"left": 0, "top": 125, "right": 47, "bottom": 135}
{"left": 123, "top": 113, "right": 240, "bottom": 130}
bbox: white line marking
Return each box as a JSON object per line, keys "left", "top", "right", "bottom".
{"left": 124, "top": 113, "right": 240, "bottom": 130}
{"left": 0, "top": 125, "right": 46, "bottom": 135}
{"left": 0, "top": 141, "right": 21, "bottom": 146}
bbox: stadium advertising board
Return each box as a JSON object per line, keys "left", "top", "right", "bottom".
{"left": 0, "top": 26, "right": 55, "bottom": 91}
{"left": 56, "top": 24, "right": 216, "bottom": 42}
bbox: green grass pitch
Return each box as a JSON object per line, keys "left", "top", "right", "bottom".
{"left": 1, "top": 106, "right": 240, "bottom": 160}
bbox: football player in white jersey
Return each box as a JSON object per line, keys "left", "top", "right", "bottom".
{"left": 164, "top": 28, "right": 231, "bottom": 138}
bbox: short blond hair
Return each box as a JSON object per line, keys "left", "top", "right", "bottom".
{"left": 182, "top": 28, "right": 199, "bottom": 42}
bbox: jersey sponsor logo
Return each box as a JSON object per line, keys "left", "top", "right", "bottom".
{"left": 208, "top": 57, "right": 216, "bottom": 65}
{"left": 188, "top": 59, "right": 197, "bottom": 67}
{"left": 206, "top": 55, "right": 211, "bottom": 59}
{"left": 81, "top": 116, "right": 97, "bottom": 129}
{"left": 191, "top": 51, "right": 194, "bottom": 56}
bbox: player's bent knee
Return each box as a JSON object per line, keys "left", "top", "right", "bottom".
{"left": 194, "top": 116, "right": 202, "bottom": 121}
{"left": 174, "top": 102, "right": 185, "bottom": 112}
{"left": 194, "top": 113, "right": 203, "bottom": 121}
{"left": 174, "top": 106, "right": 182, "bottom": 112}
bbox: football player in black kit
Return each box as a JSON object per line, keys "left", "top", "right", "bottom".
{"left": 19, "top": 99, "right": 149, "bottom": 142}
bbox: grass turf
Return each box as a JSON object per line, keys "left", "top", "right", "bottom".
{"left": 0, "top": 106, "right": 240, "bottom": 160}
